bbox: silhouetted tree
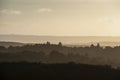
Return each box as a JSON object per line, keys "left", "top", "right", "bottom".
{"left": 90, "top": 44, "right": 95, "bottom": 47}
{"left": 46, "top": 41, "right": 50, "bottom": 45}
{"left": 97, "top": 43, "right": 100, "bottom": 48}
{"left": 58, "top": 42, "right": 62, "bottom": 46}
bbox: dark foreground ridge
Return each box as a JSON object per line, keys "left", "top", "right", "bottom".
{"left": 0, "top": 62, "right": 120, "bottom": 80}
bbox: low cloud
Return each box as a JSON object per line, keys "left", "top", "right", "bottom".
{"left": 37, "top": 8, "right": 52, "bottom": 13}
{"left": 10, "top": 10, "right": 22, "bottom": 15}
{"left": 0, "top": 9, "right": 22, "bottom": 15}
{"left": 98, "top": 16, "right": 120, "bottom": 25}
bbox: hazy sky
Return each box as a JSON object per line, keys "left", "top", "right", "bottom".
{"left": 0, "top": 0, "right": 120, "bottom": 36}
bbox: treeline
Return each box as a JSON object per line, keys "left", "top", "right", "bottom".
{"left": 0, "top": 42, "right": 120, "bottom": 67}
{"left": 0, "top": 62, "right": 120, "bottom": 80}
{"left": 0, "top": 50, "right": 93, "bottom": 64}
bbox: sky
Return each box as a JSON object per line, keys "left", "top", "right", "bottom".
{"left": 0, "top": 0, "right": 120, "bottom": 36}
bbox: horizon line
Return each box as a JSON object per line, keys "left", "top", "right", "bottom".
{"left": 0, "top": 34, "right": 120, "bottom": 37}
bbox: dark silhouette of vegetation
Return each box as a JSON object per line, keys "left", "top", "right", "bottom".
{"left": 0, "top": 42, "right": 120, "bottom": 67}
{"left": 0, "top": 62, "right": 120, "bottom": 80}
{"left": 1, "top": 42, "right": 120, "bottom": 80}
{"left": 0, "top": 42, "right": 120, "bottom": 68}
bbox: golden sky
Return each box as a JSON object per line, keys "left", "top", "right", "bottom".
{"left": 0, "top": 0, "right": 120, "bottom": 36}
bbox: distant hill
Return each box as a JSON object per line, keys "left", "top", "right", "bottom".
{"left": 0, "top": 41, "right": 24, "bottom": 47}
{"left": 0, "top": 34, "right": 120, "bottom": 46}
